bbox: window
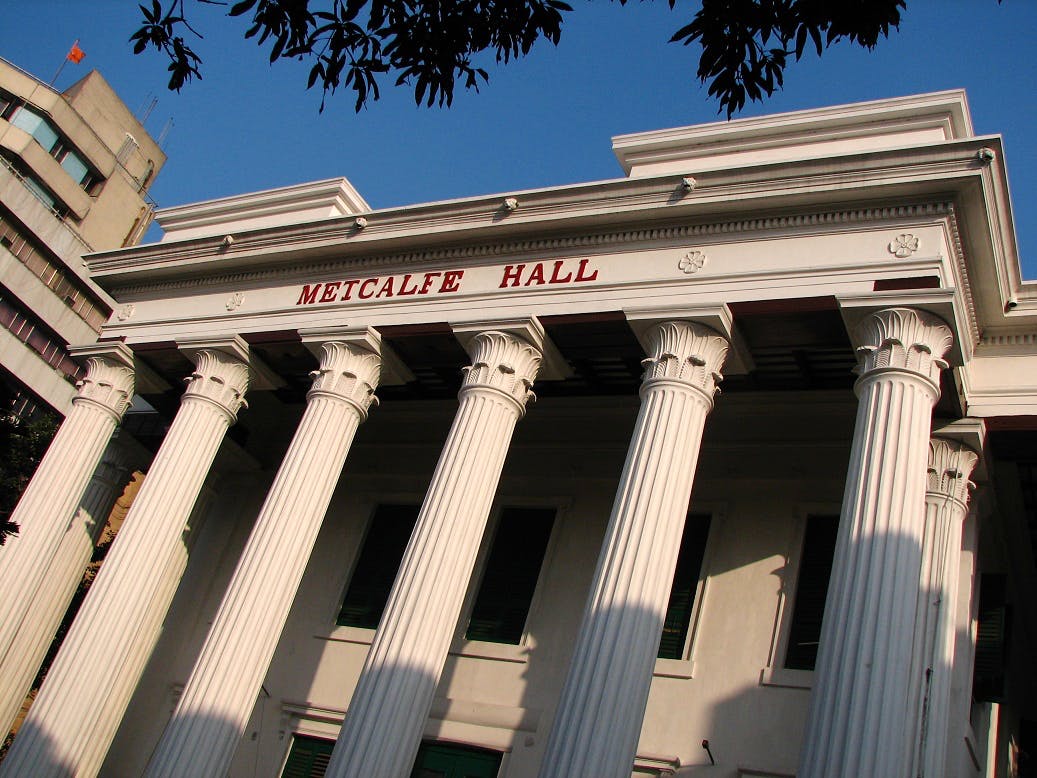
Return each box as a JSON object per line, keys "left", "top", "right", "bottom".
{"left": 464, "top": 507, "right": 555, "bottom": 644}
{"left": 658, "top": 513, "right": 711, "bottom": 660}
{"left": 973, "top": 573, "right": 1010, "bottom": 702}
{"left": 10, "top": 107, "right": 59, "bottom": 152}
{"left": 783, "top": 515, "right": 839, "bottom": 671}
{"left": 336, "top": 504, "right": 419, "bottom": 628}
{"left": 281, "top": 735, "right": 333, "bottom": 778}
{"left": 280, "top": 737, "right": 502, "bottom": 778}
{"left": 412, "top": 742, "right": 502, "bottom": 778}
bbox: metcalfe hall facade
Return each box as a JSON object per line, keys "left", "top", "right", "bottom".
{"left": 0, "top": 91, "right": 1034, "bottom": 778}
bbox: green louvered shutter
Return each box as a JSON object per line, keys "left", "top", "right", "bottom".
{"left": 281, "top": 735, "right": 333, "bottom": 778}
{"left": 411, "top": 741, "right": 502, "bottom": 778}
{"left": 464, "top": 507, "right": 555, "bottom": 644}
{"left": 337, "top": 504, "right": 419, "bottom": 628}
{"left": 657, "top": 513, "right": 711, "bottom": 660}
{"left": 784, "top": 514, "right": 839, "bottom": 670}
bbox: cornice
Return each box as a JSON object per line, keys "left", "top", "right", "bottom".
{"left": 103, "top": 200, "right": 958, "bottom": 298}
{"left": 88, "top": 137, "right": 994, "bottom": 290}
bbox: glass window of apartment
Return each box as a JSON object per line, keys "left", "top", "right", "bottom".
{"left": 59, "top": 151, "right": 89, "bottom": 186}
{"left": 336, "top": 504, "right": 419, "bottom": 629}
{"left": 10, "top": 107, "right": 59, "bottom": 153}
{"left": 464, "top": 507, "right": 555, "bottom": 644}
{"left": 658, "top": 513, "right": 712, "bottom": 660}
{"left": 783, "top": 514, "right": 839, "bottom": 671}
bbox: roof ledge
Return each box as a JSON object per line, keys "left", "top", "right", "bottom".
{"left": 155, "top": 177, "right": 369, "bottom": 242}
{"left": 613, "top": 90, "right": 975, "bottom": 177}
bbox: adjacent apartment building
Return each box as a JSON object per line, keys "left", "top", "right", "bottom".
{"left": 0, "top": 91, "right": 1033, "bottom": 778}
{"left": 0, "top": 56, "right": 164, "bottom": 415}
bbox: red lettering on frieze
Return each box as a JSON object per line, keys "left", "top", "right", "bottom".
{"left": 499, "top": 264, "right": 524, "bottom": 288}
{"left": 440, "top": 270, "right": 464, "bottom": 293}
{"left": 319, "top": 282, "right": 341, "bottom": 303}
{"left": 297, "top": 284, "right": 321, "bottom": 305}
{"left": 419, "top": 272, "right": 442, "bottom": 294}
{"left": 574, "top": 259, "right": 599, "bottom": 282}
{"left": 358, "top": 279, "right": 378, "bottom": 299}
{"left": 398, "top": 274, "right": 419, "bottom": 296}
{"left": 549, "top": 260, "right": 573, "bottom": 284}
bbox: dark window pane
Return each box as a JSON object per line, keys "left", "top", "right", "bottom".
{"left": 973, "top": 573, "right": 1009, "bottom": 702}
{"left": 784, "top": 515, "right": 839, "bottom": 670}
{"left": 658, "top": 513, "right": 711, "bottom": 660}
{"left": 465, "top": 507, "right": 555, "bottom": 644}
{"left": 337, "top": 504, "right": 419, "bottom": 629}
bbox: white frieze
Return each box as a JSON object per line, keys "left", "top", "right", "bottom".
{"left": 460, "top": 331, "right": 542, "bottom": 410}
{"left": 927, "top": 437, "right": 979, "bottom": 508}
{"left": 854, "top": 307, "right": 954, "bottom": 389}
{"left": 74, "top": 355, "right": 135, "bottom": 421}
{"left": 640, "top": 320, "right": 729, "bottom": 401}
{"left": 888, "top": 233, "right": 921, "bottom": 258}
{"left": 183, "top": 349, "right": 250, "bottom": 420}
{"left": 116, "top": 304, "right": 135, "bottom": 321}
{"left": 225, "top": 292, "right": 244, "bottom": 311}
{"left": 307, "top": 341, "right": 381, "bottom": 418}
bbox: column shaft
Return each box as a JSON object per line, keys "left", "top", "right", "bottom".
{"left": 326, "top": 330, "right": 541, "bottom": 778}
{"left": 144, "top": 340, "right": 380, "bottom": 778}
{"left": 537, "top": 320, "right": 728, "bottom": 778}
{"left": 0, "top": 349, "right": 134, "bottom": 727}
{"left": 0, "top": 347, "right": 249, "bottom": 778}
{"left": 0, "top": 438, "right": 139, "bottom": 735}
{"left": 916, "top": 438, "right": 977, "bottom": 778}
{"left": 798, "top": 308, "right": 953, "bottom": 778}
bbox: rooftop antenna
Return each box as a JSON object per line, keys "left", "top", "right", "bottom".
{"left": 137, "top": 94, "right": 157, "bottom": 123}
{"left": 157, "top": 117, "right": 174, "bottom": 148}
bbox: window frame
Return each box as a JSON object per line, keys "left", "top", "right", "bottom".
{"left": 451, "top": 499, "right": 567, "bottom": 663}
{"left": 760, "top": 504, "right": 842, "bottom": 690}
{"left": 652, "top": 505, "right": 719, "bottom": 680}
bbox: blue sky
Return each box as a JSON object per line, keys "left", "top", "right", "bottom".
{"left": 4, "top": 1, "right": 1036, "bottom": 278}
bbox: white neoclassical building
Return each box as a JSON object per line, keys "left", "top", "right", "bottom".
{"left": 0, "top": 91, "right": 1034, "bottom": 778}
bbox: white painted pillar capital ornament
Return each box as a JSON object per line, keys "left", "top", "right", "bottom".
{"left": 326, "top": 327, "right": 541, "bottom": 778}
{"left": 0, "top": 345, "right": 134, "bottom": 732}
{"left": 1, "top": 342, "right": 250, "bottom": 778}
{"left": 537, "top": 320, "right": 728, "bottom": 778}
{"left": 852, "top": 306, "right": 954, "bottom": 396}
{"left": 144, "top": 334, "right": 382, "bottom": 778}
{"left": 915, "top": 436, "right": 979, "bottom": 778}
{"left": 798, "top": 307, "right": 955, "bottom": 778}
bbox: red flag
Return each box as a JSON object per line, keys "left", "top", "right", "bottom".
{"left": 66, "top": 42, "right": 85, "bottom": 64}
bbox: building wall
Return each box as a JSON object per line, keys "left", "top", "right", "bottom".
{"left": 103, "top": 392, "right": 857, "bottom": 777}
{"left": 0, "top": 58, "right": 164, "bottom": 415}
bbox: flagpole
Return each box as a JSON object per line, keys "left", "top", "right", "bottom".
{"left": 51, "top": 40, "right": 79, "bottom": 86}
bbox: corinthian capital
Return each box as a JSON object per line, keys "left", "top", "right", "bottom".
{"left": 927, "top": 437, "right": 979, "bottom": 509}
{"left": 72, "top": 350, "right": 135, "bottom": 422}
{"left": 854, "top": 308, "right": 954, "bottom": 390}
{"left": 183, "top": 349, "right": 250, "bottom": 421}
{"left": 460, "top": 330, "right": 542, "bottom": 411}
{"left": 640, "top": 320, "right": 729, "bottom": 402}
{"left": 308, "top": 341, "right": 382, "bottom": 418}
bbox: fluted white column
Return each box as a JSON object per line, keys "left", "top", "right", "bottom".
{"left": 537, "top": 320, "right": 729, "bottom": 778}
{"left": 0, "top": 436, "right": 142, "bottom": 735}
{"left": 326, "top": 328, "right": 542, "bottom": 778}
{"left": 915, "top": 437, "right": 978, "bottom": 778}
{"left": 798, "top": 308, "right": 954, "bottom": 778}
{"left": 1, "top": 343, "right": 249, "bottom": 778}
{"left": 144, "top": 335, "right": 382, "bottom": 778}
{"left": 0, "top": 345, "right": 134, "bottom": 727}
